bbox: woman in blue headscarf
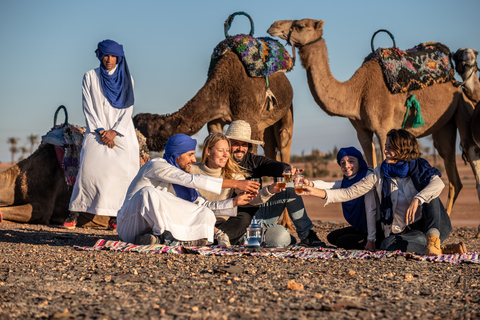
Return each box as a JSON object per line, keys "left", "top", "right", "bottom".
{"left": 304, "top": 129, "right": 466, "bottom": 256}
{"left": 64, "top": 39, "right": 140, "bottom": 230}
{"left": 304, "top": 147, "right": 379, "bottom": 251}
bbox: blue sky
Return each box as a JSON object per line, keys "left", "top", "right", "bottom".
{"left": 1, "top": 0, "right": 479, "bottom": 163}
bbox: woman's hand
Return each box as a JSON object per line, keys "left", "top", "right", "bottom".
{"left": 365, "top": 240, "right": 376, "bottom": 252}
{"left": 302, "top": 185, "right": 326, "bottom": 199}
{"left": 233, "top": 191, "right": 257, "bottom": 206}
{"left": 234, "top": 180, "right": 260, "bottom": 193}
{"left": 405, "top": 198, "right": 420, "bottom": 225}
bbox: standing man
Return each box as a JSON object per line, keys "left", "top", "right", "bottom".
{"left": 117, "top": 134, "right": 258, "bottom": 246}
{"left": 62, "top": 39, "right": 139, "bottom": 230}
{"left": 223, "top": 120, "right": 326, "bottom": 247}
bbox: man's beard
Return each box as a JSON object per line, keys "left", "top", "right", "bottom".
{"left": 233, "top": 151, "right": 245, "bottom": 162}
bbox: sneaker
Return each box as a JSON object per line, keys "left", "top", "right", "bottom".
{"left": 134, "top": 233, "right": 160, "bottom": 245}
{"left": 108, "top": 218, "right": 117, "bottom": 231}
{"left": 426, "top": 235, "right": 442, "bottom": 256}
{"left": 61, "top": 220, "right": 76, "bottom": 229}
{"left": 441, "top": 242, "right": 467, "bottom": 254}
{"left": 214, "top": 229, "right": 231, "bottom": 247}
{"left": 300, "top": 230, "right": 326, "bottom": 247}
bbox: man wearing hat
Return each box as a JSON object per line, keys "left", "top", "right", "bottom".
{"left": 224, "top": 120, "right": 326, "bottom": 247}
{"left": 63, "top": 39, "right": 139, "bottom": 230}
{"left": 117, "top": 134, "right": 258, "bottom": 246}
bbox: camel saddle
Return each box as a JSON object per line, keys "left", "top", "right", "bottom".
{"left": 364, "top": 42, "right": 455, "bottom": 94}
{"left": 208, "top": 34, "right": 294, "bottom": 78}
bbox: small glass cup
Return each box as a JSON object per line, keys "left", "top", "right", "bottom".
{"left": 293, "top": 174, "right": 305, "bottom": 194}
{"left": 275, "top": 176, "right": 286, "bottom": 189}
{"left": 250, "top": 178, "right": 261, "bottom": 190}
{"left": 282, "top": 168, "right": 293, "bottom": 182}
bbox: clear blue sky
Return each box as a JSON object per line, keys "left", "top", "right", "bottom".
{"left": 1, "top": 0, "right": 479, "bottom": 163}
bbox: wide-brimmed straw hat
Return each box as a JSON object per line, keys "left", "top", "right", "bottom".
{"left": 224, "top": 120, "right": 264, "bottom": 146}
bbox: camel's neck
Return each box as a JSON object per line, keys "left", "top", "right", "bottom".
{"left": 162, "top": 82, "right": 229, "bottom": 136}
{"left": 298, "top": 39, "right": 362, "bottom": 118}
{"left": 463, "top": 72, "right": 480, "bottom": 105}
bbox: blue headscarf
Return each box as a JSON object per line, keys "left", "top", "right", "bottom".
{"left": 337, "top": 147, "right": 369, "bottom": 233}
{"left": 380, "top": 158, "right": 441, "bottom": 225}
{"left": 95, "top": 39, "right": 134, "bottom": 109}
{"left": 163, "top": 134, "right": 198, "bottom": 202}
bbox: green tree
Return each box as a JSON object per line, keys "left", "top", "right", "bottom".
{"left": 7, "top": 137, "right": 20, "bottom": 164}
{"left": 27, "top": 134, "right": 39, "bottom": 154}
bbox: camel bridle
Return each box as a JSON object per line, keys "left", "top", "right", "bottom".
{"left": 286, "top": 20, "right": 323, "bottom": 65}
{"left": 457, "top": 59, "right": 479, "bottom": 87}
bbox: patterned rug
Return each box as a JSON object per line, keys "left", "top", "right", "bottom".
{"left": 208, "top": 34, "right": 294, "bottom": 78}
{"left": 364, "top": 42, "right": 455, "bottom": 94}
{"left": 74, "top": 239, "right": 480, "bottom": 265}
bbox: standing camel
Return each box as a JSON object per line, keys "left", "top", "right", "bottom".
{"left": 267, "top": 18, "right": 480, "bottom": 218}
{"left": 453, "top": 48, "right": 480, "bottom": 147}
{"left": 133, "top": 49, "right": 294, "bottom": 162}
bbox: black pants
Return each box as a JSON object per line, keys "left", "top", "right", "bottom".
{"left": 327, "top": 222, "right": 384, "bottom": 250}
{"left": 216, "top": 210, "right": 254, "bottom": 245}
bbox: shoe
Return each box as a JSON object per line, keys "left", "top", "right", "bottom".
{"left": 300, "top": 230, "right": 326, "bottom": 247}
{"left": 108, "top": 218, "right": 117, "bottom": 230}
{"left": 214, "top": 229, "right": 231, "bottom": 247}
{"left": 61, "top": 220, "right": 76, "bottom": 229}
{"left": 426, "top": 235, "right": 442, "bottom": 256}
{"left": 441, "top": 242, "right": 467, "bottom": 254}
{"left": 134, "top": 233, "right": 160, "bottom": 245}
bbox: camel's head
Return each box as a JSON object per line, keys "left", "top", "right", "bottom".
{"left": 267, "top": 19, "right": 325, "bottom": 47}
{"left": 133, "top": 113, "right": 173, "bottom": 152}
{"left": 452, "top": 47, "right": 478, "bottom": 78}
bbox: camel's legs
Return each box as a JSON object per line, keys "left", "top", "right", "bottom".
{"left": 350, "top": 122, "right": 376, "bottom": 168}
{"left": 263, "top": 126, "right": 277, "bottom": 161}
{"left": 277, "top": 106, "right": 293, "bottom": 163}
{"left": 0, "top": 204, "right": 33, "bottom": 223}
{"left": 432, "top": 120, "right": 462, "bottom": 215}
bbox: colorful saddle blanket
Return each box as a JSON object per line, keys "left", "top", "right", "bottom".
{"left": 208, "top": 34, "right": 294, "bottom": 78}
{"left": 364, "top": 42, "right": 455, "bottom": 94}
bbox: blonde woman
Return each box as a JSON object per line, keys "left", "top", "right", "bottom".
{"left": 190, "top": 132, "right": 283, "bottom": 245}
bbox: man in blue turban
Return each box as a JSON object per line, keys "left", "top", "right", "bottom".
{"left": 63, "top": 40, "right": 140, "bottom": 230}
{"left": 117, "top": 134, "right": 259, "bottom": 246}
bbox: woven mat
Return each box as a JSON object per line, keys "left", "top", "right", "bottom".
{"left": 208, "top": 34, "right": 294, "bottom": 78}
{"left": 364, "top": 42, "right": 455, "bottom": 94}
{"left": 74, "top": 239, "right": 480, "bottom": 264}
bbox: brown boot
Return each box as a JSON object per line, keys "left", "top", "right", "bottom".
{"left": 441, "top": 242, "right": 467, "bottom": 255}
{"left": 426, "top": 235, "right": 442, "bottom": 256}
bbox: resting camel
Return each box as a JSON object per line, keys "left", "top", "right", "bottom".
{"left": 133, "top": 49, "right": 294, "bottom": 162}
{"left": 267, "top": 18, "right": 480, "bottom": 218}
{"left": 0, "top": 129, "right": 150, "bottom": 227}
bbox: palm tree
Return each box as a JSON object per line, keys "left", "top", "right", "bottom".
{"left": 27, "top": 134, "right": 39, "bottom": 154}
{"left": 7, "top": 137, "right": 20, "bottom": 164}
{"left": 18, "top": 146, "right": 29, "bottom": 161}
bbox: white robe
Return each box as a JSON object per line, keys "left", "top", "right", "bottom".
{"left": 69, "top": 67, "right": 140, "bottom": 216}
{"left": 117, "top": 158, "right": 237, "bottom": 244}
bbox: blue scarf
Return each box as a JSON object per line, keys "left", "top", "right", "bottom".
{"left": 380, "top": 157, "right": 441, "bottom": 225}
{"left": 95, "top": 39, "right": 134, "bottom": 109}
{"left": 163, "top": 134, "right": 198, "bottom": 202}
{"left": 337, "top": 147, "right": 369, "bottom": 233}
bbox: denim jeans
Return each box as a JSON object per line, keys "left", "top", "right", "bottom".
{"left": 380, "top": 197, "right": 452, "bottom": 254}
{"left": 254, "top": 187, "right": 313, "bottom": 240}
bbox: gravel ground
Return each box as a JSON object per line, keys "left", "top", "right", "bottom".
{"left": 1, "top": 221, "right": 480, "bottom": 320}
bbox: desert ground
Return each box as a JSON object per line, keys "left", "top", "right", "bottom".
{"left": 1, "top": 155, "right": 480, "bottom": 319}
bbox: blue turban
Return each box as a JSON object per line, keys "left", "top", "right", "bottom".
{"left": 337, "top": 147, "right": 370, "bottom": 233}
{"left": 95, "top": 39, "right": 134, "bottom": 109}
{"left": 163, "top": 134, "right": 198, "bottom": 202}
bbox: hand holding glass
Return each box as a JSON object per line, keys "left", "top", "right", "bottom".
{"left": 294, "top": 174, "right": 305, "bottom": 194}
{"left": 275, "top": 176, "right": 286, "bottom": 189}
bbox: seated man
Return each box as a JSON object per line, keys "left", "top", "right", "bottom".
{"left": 222, "top": 120, "right": 326, "bottom": 247}
{"left": 117, "top": 133, "right": 258, "bottom": 246}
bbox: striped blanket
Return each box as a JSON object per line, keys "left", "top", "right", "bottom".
{"left": 75, "top": 239, "right": 480, "bottom": 265}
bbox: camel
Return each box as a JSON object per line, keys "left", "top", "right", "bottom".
{"left": 452, "top": 48, "right": 480, "bottom": 147}
{"left": 267, "top": 19, "right": 480, "bottom": 219}
{"left": 133, "top": 49, "right": 294, "bottom": 162}
{"left": 0, "top": 128, "right": 150, "bottom": 227}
